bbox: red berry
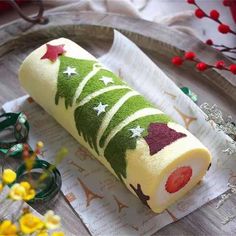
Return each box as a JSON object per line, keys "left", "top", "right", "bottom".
{"left": 229, "top": 64, "right": 236, "bottom": 74}
{"left": 215, "top": 60, "right": 225, "bottom": 69}
{"left": 23, "top": 150, "right": 29, "bottom": 158}
{"left": 35, "top": 148, "right": 41, "bottom": 155}
{"left": 23, "top": 144, "right": 29, "bottom": 151}
{"left": 196, "top": 62, "right": 208, "bottom": 71}
{"left": 172, "top": 56, "right": 183, "bottom": 66}
{"left": 218, "top": 24, "right": 230, "bottom": 34}
{"left": 165, "top": 166, "right": 192, "bottom": 193}
{"left": 184, "top": 51, "right": 196, "bottom": 60}
{"left": 187, "top": 0, "right": 195, "bottom": 4}
{"left": 223, "top": 0, "right": 232, "bottom": 6}
{"left": 206, "top": 39, "right": 213, "bottom": 45}
{"left": 195, "top": 9, "right": 205, "bottom": 18}
{"left": 210, "top": 10, "right": 220, "bottom": 20}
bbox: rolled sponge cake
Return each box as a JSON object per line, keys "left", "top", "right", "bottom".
{"left": 19, "top": 38, "right": 211, "bottom": 213}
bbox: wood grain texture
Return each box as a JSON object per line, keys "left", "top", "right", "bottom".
{"left": 0, "top": 12, "right": 235, "bottom": 235}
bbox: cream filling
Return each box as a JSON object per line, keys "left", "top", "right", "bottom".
{"left": 156, "top": 157, "right": 205, "bottom": 206}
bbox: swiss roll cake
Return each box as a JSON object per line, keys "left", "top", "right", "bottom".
{"left": 19, "top": 38, "right": 212, "bottom": 213}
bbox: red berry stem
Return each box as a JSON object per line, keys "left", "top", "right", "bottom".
{"left": 221, "top": 49, "right": 236, "bottom": 54}
{"left": 214, "top": 45, "right": 236, "bottom": 53}
{"left": 228, "top": 28, "right": 236, "bottom": 36}
{"left": 226, "top": 55, "right": 236, "bottom": 61}
{"left": 172, "top": 50, "right": 236, "bottom": 74}
{"left": 214, "top": 45, "right": 236, "bottom": 50}
{"left": 191, "top": 58, "right": 231, "bottom": 72}
{"left": 189, "top": 0, "right": 236, "bottom": 36}
{"left": 205, "top": 40, "right": 236, "bottom": 58}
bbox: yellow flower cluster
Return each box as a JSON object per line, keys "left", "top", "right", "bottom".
{"left": 19, "top": 211, "right": 62, "bottom": 235}
{"left": 0, "top": 167, "right": 36, "bottom": 201}
{"left": 0, "top": 141, "right": 65, "bottom": 236}
{"left": 0, "top": 169, "right": 64, "bottom": 235}
{"left": 0, "top": 211, "right": 63, "bottom": 236}
{"left": 9, "top": 181, "right": 36, "bottom": 201}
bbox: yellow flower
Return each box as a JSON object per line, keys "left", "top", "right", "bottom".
{"left": 37, "top": 230, "right": 49, "bottom": 236}
{"left": 19, "top": 213, "right": 44, "bottom": 234}
{"left": 37, "top": 141, "right": 44, "bottom": 149}
{"left": 9, "top": 183, "right": 26, "bottom": 200}
{"left": 0, "top": 220, "right": 18, "bottom": 236}
{"left": 2, "top": 169, "right": 16, "bottom": 184}
{"left": 9, "top": 182, "right": 36, "bottom": 201}
{"left": 20, "top": 181, "right": 36, "bottom": 201}
{"left": 52, "top": 232, "right": 64, "bottom": 236}
{"left": 44, "top": 210, "right": 61, "bottom": 230}
{"left": 0, "top": 182, "right": 3, "bottom": 192}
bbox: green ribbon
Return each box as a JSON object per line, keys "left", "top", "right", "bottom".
{"left": 180, "top": 87, "right": 198, "bottom": 103}
{"left": 0, "top": 112, "right": 29, "bottom": 157}
{"left": 16, "top": 159, "right": 62, "bottom": 203}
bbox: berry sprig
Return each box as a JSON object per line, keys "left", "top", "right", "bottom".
{"left": 172, "top": 1, "right": 236, "bottom": 75}
{"left": 205, "top": 39, "right": 236, "bottom": 60}
{"left": 172, "top": 51, "right": 236, "bottom": 74}
{"left": 187, "top": 0, "right": 236, "bottom": 36}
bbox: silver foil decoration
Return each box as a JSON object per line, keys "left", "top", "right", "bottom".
{"left": 221, "top": 214, "right": 236, "bottom": 225}
{"left": 216, "top": 183, "right": 236, "bottom": 225}
{"left": 200, "top": 103, "right": 236, "bottom": 225}
{"left": 216, "top": 183, "right": 236, "bottom": 209}
{"left": 200, "top": 103, "right": 236, "bottom": 155}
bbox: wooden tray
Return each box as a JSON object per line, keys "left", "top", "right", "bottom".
{"left": 0, "top": 12, "right": 235, "bottom": 235}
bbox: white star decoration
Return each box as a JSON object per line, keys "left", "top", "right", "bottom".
{"left": 99, "top": 76, "right": 114, "bottom": 86}
{"left": 93, "top": 102, "right": 108, "bottom": 116}
{"left": 129, "top": 126, "right": 144, "bottom": 138}
{"left": 63, "top": 66, "right": 77, "bottom": 77}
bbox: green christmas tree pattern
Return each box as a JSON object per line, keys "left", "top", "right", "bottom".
{"left": 55, "top": 56, "right": 176, "bottom": 180}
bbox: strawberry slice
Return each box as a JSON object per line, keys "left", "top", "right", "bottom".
{"left": 165, "top": 166, "right": 192, "bottom": 193}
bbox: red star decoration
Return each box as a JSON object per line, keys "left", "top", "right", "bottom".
{"left": 41, "top": 44, "right": 66, "bottom": 62}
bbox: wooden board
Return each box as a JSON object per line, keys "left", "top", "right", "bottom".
{"left": 0, "top": 12, "right": 235, "bottom": 235}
